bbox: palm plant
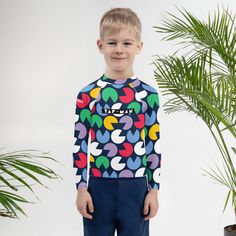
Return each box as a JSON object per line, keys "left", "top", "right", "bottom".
{"left": 0, "top": 148, "right": 62, "bottom": 219}
{"left": 152, "top": 5, "right": 236, "bottom": 232}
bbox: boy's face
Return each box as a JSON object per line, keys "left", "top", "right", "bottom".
{"left": 97, "top": 28, "right": 143, "bottom": 76}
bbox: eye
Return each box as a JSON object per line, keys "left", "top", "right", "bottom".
{"left": 124, "top": 42, "right": 132, "bottom": 45}
{"left": 108, "top": 42, "right": 116, "bottom": 45}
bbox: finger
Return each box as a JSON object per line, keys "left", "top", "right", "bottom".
{"left": 81, "top": 205, "right": 93, "bottom": 219}
{"left": 83, "top": 211, "right": 93, "bottom": 219}
{"left": 144, "top": 211, "right": 152, "bottom": 221}
{"left": 143, "top": 202, "right": 149, "bottom": 215}
{"left": 87, "top": 199, "right": 94, "bottom": 213}
{"left": 144, "top": 205, "right": 156, "bottom": 221}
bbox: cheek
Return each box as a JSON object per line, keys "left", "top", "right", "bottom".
{"left": 104, "top": 55, "right": 113, "bottom": 66}
{"left": 127, "top": 54, "right": 135, "bottom": 61}
{"left": 104, "top": 54, "right": 110, "bottom": 61}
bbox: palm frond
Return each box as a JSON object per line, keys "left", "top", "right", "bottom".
{"left": 153, "top": 6, "right": 236, "bottom": 75}
{"left": 0, "top": 149, "right": 62, "bottom": 218}
{"left": 152, "top": 5, "right": 236, "bottom": 217}
{"left": 153, "top": 52, "right": 236, "bottom": 135}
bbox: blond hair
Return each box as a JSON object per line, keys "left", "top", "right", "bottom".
{"left": 99, "top": 8, "right": 142, "bottom": 41}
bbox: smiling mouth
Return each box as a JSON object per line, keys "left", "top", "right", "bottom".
{"left": 112, "top": 58, "right": 126, "bottom": 60}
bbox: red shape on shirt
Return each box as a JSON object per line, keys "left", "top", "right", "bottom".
{"left": 134, "top": 114, "right": 145, "bottom": 129}
{"left": 75, "top": 153, "right": 87, "bottom": 168}
{"left": 77, "top": 93, "right": 90, "bottom": 108}
{"left": 90, "top": 128, "right": 95, "bottom": 141}
{"left": 119, "top": 142, "right": 133, "bottom": 157}
{"left": 119, "top": 88, "right": 134, "bottom": 103}
{"left": 91, "top": 168, "right": 102, "bottom": 177}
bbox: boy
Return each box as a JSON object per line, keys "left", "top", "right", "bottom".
{"left": 73, "top": 7, "right": 161, "bottom": 236}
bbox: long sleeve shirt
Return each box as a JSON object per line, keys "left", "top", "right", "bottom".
{"left": 73, "top": 73, "right": 161, "bottom": 191}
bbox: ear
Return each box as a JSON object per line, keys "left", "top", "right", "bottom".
{"left": 97, "top": 39, "right": 104, "bottom": 54}
{"left": 136, "top": 41, "right": 143, "bottom": 55}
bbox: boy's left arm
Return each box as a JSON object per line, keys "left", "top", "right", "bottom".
{"left": 143, "top": 89, "right": 161, "bottom": 220}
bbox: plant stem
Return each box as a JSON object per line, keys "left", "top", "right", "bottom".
{"left": 214, "top": 123, "right": 236, "bottom": 222}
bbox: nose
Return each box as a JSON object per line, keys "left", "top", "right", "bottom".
{"left": 114, "top": 43, "right": 123, "bottom": 54}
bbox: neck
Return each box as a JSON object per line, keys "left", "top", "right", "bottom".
{"left": 104, "top": 68, "right": 134, "bottom": 80}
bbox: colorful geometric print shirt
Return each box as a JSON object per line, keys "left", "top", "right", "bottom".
{"left": 73, "top": 74, "right": 161, "bottom": 191}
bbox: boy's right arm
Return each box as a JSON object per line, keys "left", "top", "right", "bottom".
{"left": 73, "top": 90, "right": 94, "bottom": 219}
{"left": 73, "top": 90, "right": 91, "bottom": 190}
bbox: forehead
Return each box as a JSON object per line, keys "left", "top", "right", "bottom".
{"left": 103, "top": 28, "right": 137, "bottom": 41}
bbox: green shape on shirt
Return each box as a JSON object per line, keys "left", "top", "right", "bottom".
{"left": 142, "top": 155, "right": 147, "bottom": 166}
{"left": 146, "top": 169, "right": 152, "bottom": 182}
{"left": 80, "top": 109, "right": 91, "bottom": 122}
{"left": 102, "top": 87, "right": 118, "bottom": 102}
{"left": 127, "top": 102, "right": 141, "bottom": 114}
{"left": 147, "top": 93, "right": 159, "bottom": 108}
{"left": 91, "top": 115, "right": 103, "bottom": 128}
{"left": 96, "top": 156, "right": 110, "bottom": 169}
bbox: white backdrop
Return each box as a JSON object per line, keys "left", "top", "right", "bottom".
{"left": 0, "top": 0, "right": 235, "bottom": 236}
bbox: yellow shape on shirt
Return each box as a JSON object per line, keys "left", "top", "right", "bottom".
{"left": 149, "top": 124, "right": 160, "bottom": 140}
{"left": 141, "top": 128, "right": 145, "bottom": 141}
{"left": 90, "top": 154, "right": 95, "bottom": 162}
{"left": 90, "top": 87, "right": 101, "bottom": 98}
{"left": 104, "top": 116, "right": 118, "bottom": 130}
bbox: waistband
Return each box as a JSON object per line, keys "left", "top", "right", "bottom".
{"left": 88, "top": 175, "right": 147, "bottom": 182}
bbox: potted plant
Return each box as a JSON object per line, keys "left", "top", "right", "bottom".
{"left": 0, "top": 147, "right": 62, "bottom": 219}
{"left": 152, "top": 6, "right": 236, "bottom": 235}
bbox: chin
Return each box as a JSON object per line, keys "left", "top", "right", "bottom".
{"left": 113, "top": 69, "right": 128, "bottom": 73}
{"left": 110, "top": 66, "right": 126, "bottom": 71}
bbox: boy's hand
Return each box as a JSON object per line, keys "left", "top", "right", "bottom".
{"left": 76, "top": 188, "right": 94, "bottom": 220}
{"left": 143, "top": 189, "right": 159, "bottom": 221}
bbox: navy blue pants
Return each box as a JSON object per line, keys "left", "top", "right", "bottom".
{"left": 83, "top": 176, "right": 150, "bottom": 236}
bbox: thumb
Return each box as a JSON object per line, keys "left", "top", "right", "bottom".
{"left": 87, "top": 199, "right": 94, "bottom": 213}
